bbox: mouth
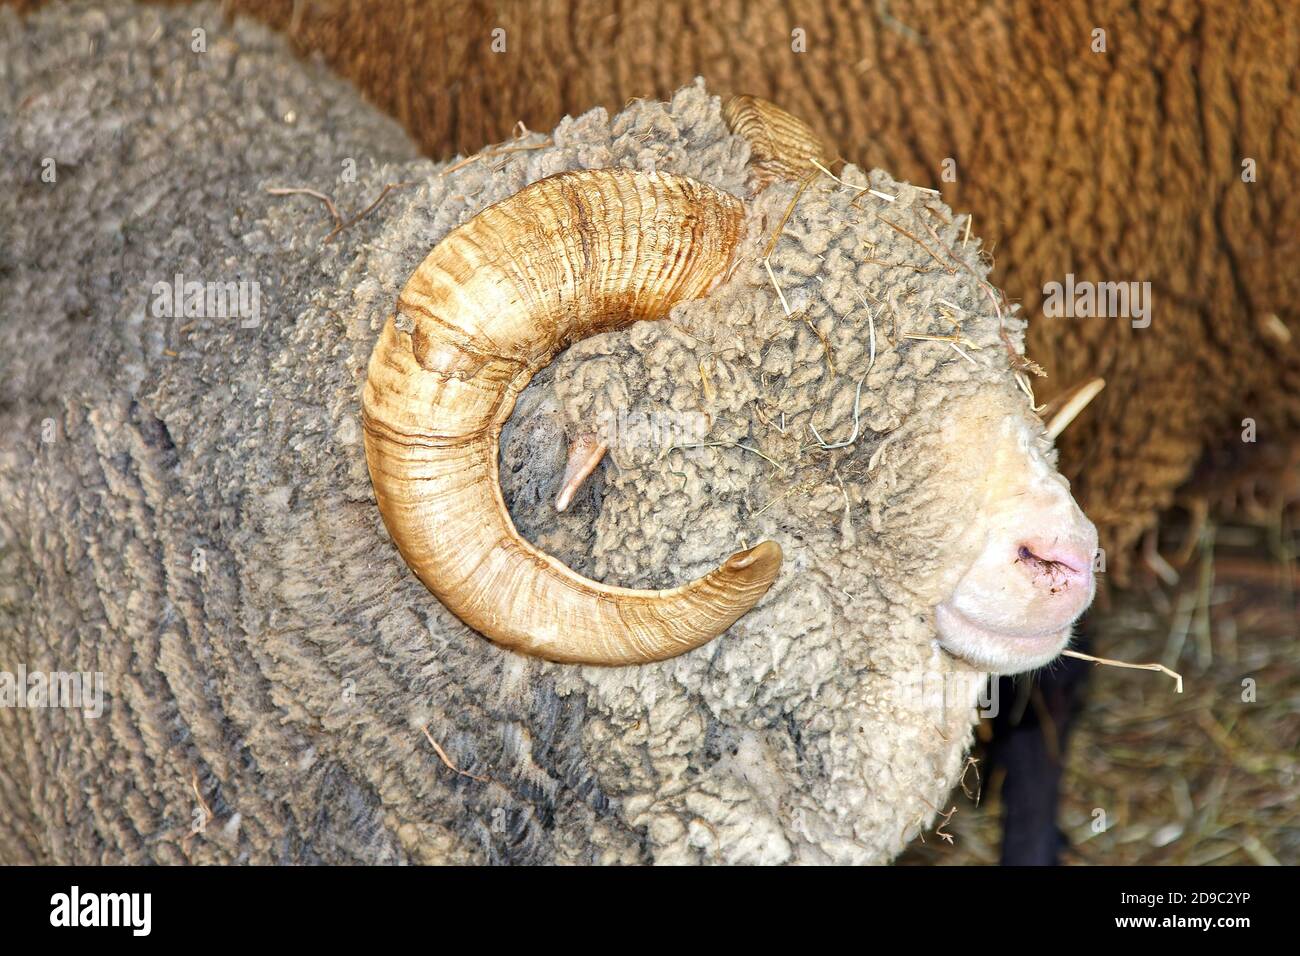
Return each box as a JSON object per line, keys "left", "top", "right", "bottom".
{"left": 934, "top": 602, "right": 1073, "bottom": 674}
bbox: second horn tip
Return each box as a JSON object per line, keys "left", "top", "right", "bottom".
{"left": 725, "top": 540, "right": 784, "bottom": 580}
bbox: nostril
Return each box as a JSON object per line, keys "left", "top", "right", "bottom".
{"left": 1015, "top": 540, "right": 1091, "bottom": 586}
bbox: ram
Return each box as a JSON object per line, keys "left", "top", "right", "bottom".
{"left": 0, "top": 4, "right": 1099, "bottom": 864}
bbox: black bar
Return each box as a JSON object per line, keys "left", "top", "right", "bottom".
{"left": 0, "top": 864, "right": 1281, "bottom": 942}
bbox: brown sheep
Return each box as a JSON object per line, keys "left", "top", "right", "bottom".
{"left": 64, "top": 0, "right": 1290, "bottom": 576}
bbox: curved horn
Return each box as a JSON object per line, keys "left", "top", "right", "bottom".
{"left": 362, "top": 168, "right": 783, "bottom": 665}
{"left": 722, "top": 95, "right": 834, "bottom": 187}
{"left": 1042, "top": 377, "right": 1106, "bottom": 440}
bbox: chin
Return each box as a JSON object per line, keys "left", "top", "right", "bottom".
{"left": 934, "top": 602, "right": 1075, "bottom": 675}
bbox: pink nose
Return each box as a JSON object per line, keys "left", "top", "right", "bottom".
{"left": 1015, "top": 539, "right": 1093, "bottom": 590}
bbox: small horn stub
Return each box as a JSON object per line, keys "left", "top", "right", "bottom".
{"left": 722, "top": 94, "right": 835, "bottom": 187}
{"left": 362, "top": 168, "right": 783, "bottom": 665}
{"left": 1042, "top": 377, "right": 1106, "bottom": 439}
{"left": 555, "top": 433, "right": 608, "bottom": 513}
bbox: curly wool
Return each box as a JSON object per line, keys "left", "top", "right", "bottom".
{"left": 0, "top": 2, "right": 1039, "bottom": 864}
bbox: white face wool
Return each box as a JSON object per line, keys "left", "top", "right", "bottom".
{"left": 930, "top": 402, "right": 1097, "bottom": 673}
